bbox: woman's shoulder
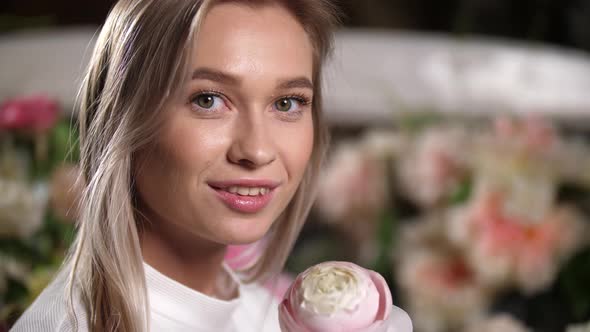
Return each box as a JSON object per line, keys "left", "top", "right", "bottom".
{"left": 10, "top": 270, "right": 88, "bottom": 332}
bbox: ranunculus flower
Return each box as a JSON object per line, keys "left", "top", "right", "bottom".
{"left": 0, "top": 95, "right": 60, "bottom": 132}
{"left": 279, "top": 261, "right": 412, "bottom": 332}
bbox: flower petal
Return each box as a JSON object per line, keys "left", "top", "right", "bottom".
{"left": 368, "top": 270, "right": 392, "bottom": 321}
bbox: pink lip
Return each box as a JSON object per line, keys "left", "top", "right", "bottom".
{"left": 208, "top": 179, "right": 281, "bottom": 214}
{"left": 208, "top": 179, "right": 281, "bottom": 189}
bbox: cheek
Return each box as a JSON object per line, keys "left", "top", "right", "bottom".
{"left": 135, "top": 116, "right": 230, "bottom": 211}
{"left": 159, "top": 112, "right": 233, "bottom": 177}
{"left": 276, "top": 116, "right": 315, "bottom": 181}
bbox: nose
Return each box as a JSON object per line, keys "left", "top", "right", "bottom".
{"left": 227, "top": 112, "right": 276, "bottom": 169}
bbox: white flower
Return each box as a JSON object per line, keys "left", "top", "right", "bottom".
{"left": 280, "top": 261, "right": 397, "bottom": 332}
{"left": 300, "top": 264, "right": 369, "bottom": 315}
{"left": 0, "top": 178, "right": 49, "bottom": 238}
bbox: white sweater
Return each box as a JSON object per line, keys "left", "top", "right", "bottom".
{"left": 11, "top": 263, "right": 413, "bottom": 332}
{"left": 11, "top": 263, "right": 280, "bottom": 331}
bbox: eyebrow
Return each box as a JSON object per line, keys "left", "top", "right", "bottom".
{"left": 191, "top": 68, "right": 240, "bottom": 85}
{"left": 277, "top": 77, "right": 314, "bottom": 91}
{"left": 191, "top": 67, "right": 313, "bottom": 91}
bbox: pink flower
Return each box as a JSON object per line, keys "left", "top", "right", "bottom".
{"left": 397, "top": 247, "right": 490, "bottom": 332}
{"left": 0, "top": 95, "right": 60, "bottom": 132}
{"left": 279, "top": 261, "right": 410, "bottom": 332}
{"left": 316, "top": 142, "right": 390, "bottom": 263}
{"left": 396, "top": 215, "right": 492, "bottom": 332}
{"left": 398, "top": 127, "right": 469, "bottom": 207}
{"left": 454, "top": 191, "right": 587, "bottom": 293}
{"left": 494, "top": 115, "right": 556, "bottom": 153}
{"left": 317, "top": 143, "right": 388, "bottom": 223}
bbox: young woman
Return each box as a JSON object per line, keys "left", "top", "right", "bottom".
{"left": 12, "top": 0, "right": 339, "bottom": 331}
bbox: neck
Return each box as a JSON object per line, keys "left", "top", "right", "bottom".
{"left": 139, "top": 212, "right": 235, "bottom": 300}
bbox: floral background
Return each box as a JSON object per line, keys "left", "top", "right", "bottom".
{"left": 287, "top": 115, "right": 590, "bottom": 332}
{"left": 0, "top": 96, "right": 81, "bottom": 331}
{"left": 2, "top": 96, "right": 590, "bottom": 332}
{"left": 2, "top": 1, "right": 590, "bottom": 331}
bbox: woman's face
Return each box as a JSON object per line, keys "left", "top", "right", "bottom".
{"left": 135, "top": 3, "right": 315, "bottom": 246}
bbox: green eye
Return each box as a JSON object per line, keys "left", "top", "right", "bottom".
{"left": 197, "top": 94, "right": 215, "bottom": 109}
{"left": 275, "top": 98, "right": 292, "bottom": 112}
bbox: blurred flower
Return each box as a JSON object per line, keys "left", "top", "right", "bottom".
{"left": 0, "top": 254, "right": 29, "bottom": 294}
{"left": 0, "top": 144, "right": 30, "bottom": 180}
{"left": 397, "top": 126, "right": 470, "bottom": 207}
{"left": 464, "top": 314, "right": 531, "bottom": 332}
{"left": 397, "top": 215, "right": 492, "bottom": 332}
{"left": 318, "top": 142, "right": 388, "bottom": 223}
{"left": 449, "top": 191, "right": 588, "bottom": 293}
{"left": 0, "top": 178, "right": 49, "bottom": 238}
{"left": 279, "top": 261, "right": 400, "bottom": 332}
{"left": 49, "top": 163, "right": 83, "bottom": 223}
{"left": 494, "top": 116, "right": 556, "bottom": 151}
{"left": 567, "top": 320, "right": 590, "bottom": 332}
{"left": 473, "top": 117, "right": 562, "bottom": 221}
{"left": 317, "top": 139, "right": 390, "bottom": 261}
{"left": 492, "top": 115, "right": 590, "bottom": 189}
{"left": 0, "top": 95, "right": 59, "bottom": 133}
{"left": 474, "top": 149, "right": 557, "bottom": 222}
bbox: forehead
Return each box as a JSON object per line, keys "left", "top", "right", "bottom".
{"left": 189, "top": 2, "right": 314, "bottom": 81}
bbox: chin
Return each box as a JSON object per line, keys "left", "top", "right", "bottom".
{"left": 219, "top": 217, "right": 275, "bottom": 245}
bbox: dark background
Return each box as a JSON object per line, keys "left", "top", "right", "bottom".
{"left": 1, "top": 0, "right": 590, "bottom": 51}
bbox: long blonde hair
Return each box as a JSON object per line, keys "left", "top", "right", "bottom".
{"left": 65, "top": 0, "right": 339, "bottom": 330}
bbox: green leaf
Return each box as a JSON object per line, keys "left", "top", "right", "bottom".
{"left": 559, "top": 247, "right": 590, "bottom": 320}
{"left": 372, "top": 211, "right": 397, "bottom": 277}
{"left": 448, "top": 178, "right": 472, "bottom": 205}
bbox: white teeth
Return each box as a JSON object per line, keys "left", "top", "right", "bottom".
{"left": 237, "top": 187, "right": 250, "bottom": 195}
{"left": 225, "top": 186, "right": 269, "bottom": 196}
{"left": 248, "top": 187, "right": 261, "bottom": 196}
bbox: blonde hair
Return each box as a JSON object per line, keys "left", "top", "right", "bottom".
{"left": 65, "top": 0, "right": 339, "bottom": 330}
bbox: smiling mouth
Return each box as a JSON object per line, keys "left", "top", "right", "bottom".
{"left": 207, "top": 181, "right": 279, "bottom": 214}
{"left": 217, "top": 186, "right": 271, "bottom": 196}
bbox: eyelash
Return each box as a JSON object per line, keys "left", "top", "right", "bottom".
{"left": 188, "top": 90, "right": 312, "bottom": 119}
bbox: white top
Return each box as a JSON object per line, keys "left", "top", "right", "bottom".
{"left": 11, "top": 263, "right": 413, "bottom": 332}
{"left": 11, "top": 263, "right": 280, "bottom": 332}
